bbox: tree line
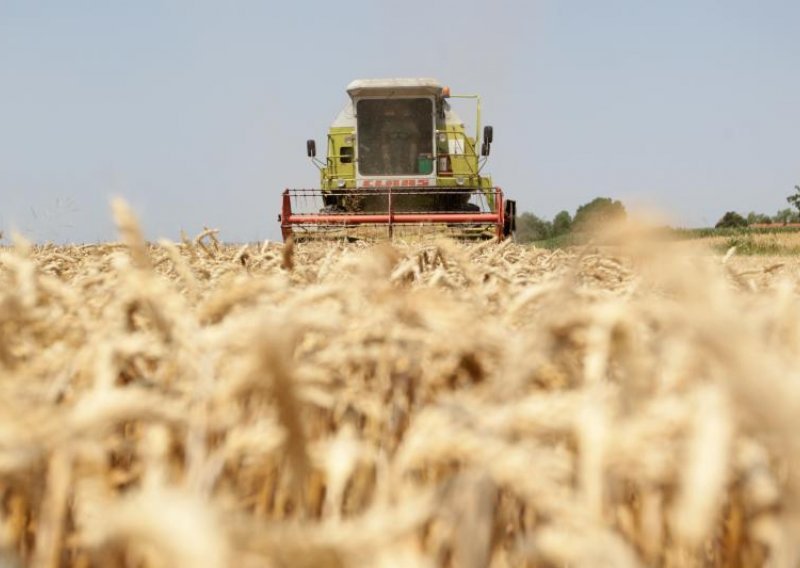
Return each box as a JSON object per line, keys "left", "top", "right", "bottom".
{"left": 515, "top": 197, "right": 626, "bottom": 243}
{"left": 716, "top": 185, "right": 800, "bottom": 228}
{"left": 516, "top": 185, "right": 800, "bottom": 239}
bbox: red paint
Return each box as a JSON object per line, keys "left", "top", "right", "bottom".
{"left": 287, "top": 213, "right": 500, "bottom": 224}
{"left": 361, "top": 178, "right": 430, "bottom": 188}
{"left": 280, "top": 189, "right": 293, "bottom": 241}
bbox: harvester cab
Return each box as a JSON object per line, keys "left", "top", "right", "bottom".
{"left": 280, "top": 78, "right": 516, "bottom": 241}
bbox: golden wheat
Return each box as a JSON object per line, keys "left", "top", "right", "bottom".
{"left": 0, "top": 203, "right": 799, "bottom": 566}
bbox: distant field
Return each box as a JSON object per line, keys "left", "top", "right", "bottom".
{"left": 533, "top": 225, "right": 800, "bottom": 255}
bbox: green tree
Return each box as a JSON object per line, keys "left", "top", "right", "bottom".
{"left": 572, "top": 197, "right": 626, "bottom": 231}
{"left": 552, "top": 210, "right": 573, "bottom": 236}
{"left": 787, "top": 185, "right": 800, "bottom": 214}
{"left": 773, "top": 208, "right": 800, "bottom": 225}
{"left": 715, "top": 211, "right": 747, "bottom": 228}
{"left": 515, "top": 212, "right": 553, "bottom": 243}
{"left": 746, "top": 212, "right": 772, "bottom": 225}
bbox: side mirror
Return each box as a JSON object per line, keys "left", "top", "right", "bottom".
{"left": 306, "top": 139, "right": 316, "bottom": 158}
{"left": 481, "top": 141, "right": 491, "bottom": 156}
{"left": 483, "top": 125, "right": 493, "bottom": 145}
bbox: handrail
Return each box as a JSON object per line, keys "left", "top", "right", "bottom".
{"left": 446, "top": 94, "right": 481, "bottom": 148}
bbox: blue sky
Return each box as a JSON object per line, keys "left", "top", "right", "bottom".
{"left": 1, "top": 1, "right": 799, "bottom": 242}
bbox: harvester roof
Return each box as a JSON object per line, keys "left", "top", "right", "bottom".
{"left": 346, "top": 78, "right": 443, "bottom": 98}
{"left": 333, "top": 77, "right": 460, "bottom": 128}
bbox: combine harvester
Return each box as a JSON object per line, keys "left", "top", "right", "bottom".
{"left": 280, "top": 78, "right": 516, "bottom": 241}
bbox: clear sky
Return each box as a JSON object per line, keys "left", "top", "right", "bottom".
{"left": 1, "top": 0, "right": 799, "bottom": 242}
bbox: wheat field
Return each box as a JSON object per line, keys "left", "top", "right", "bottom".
{"left": 685, "top": 231, "right": 800, "bottom": 256}
{"left": 1, "top": 200, "right": 800, "bottom": 567}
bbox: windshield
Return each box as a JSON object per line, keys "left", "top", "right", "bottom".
{"left": 356, "top": 98, "right": 433, "bottom": 176}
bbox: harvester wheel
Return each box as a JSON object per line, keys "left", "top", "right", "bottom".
{"left": 503, "top": 199, "right": 517, "bottom": 238}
